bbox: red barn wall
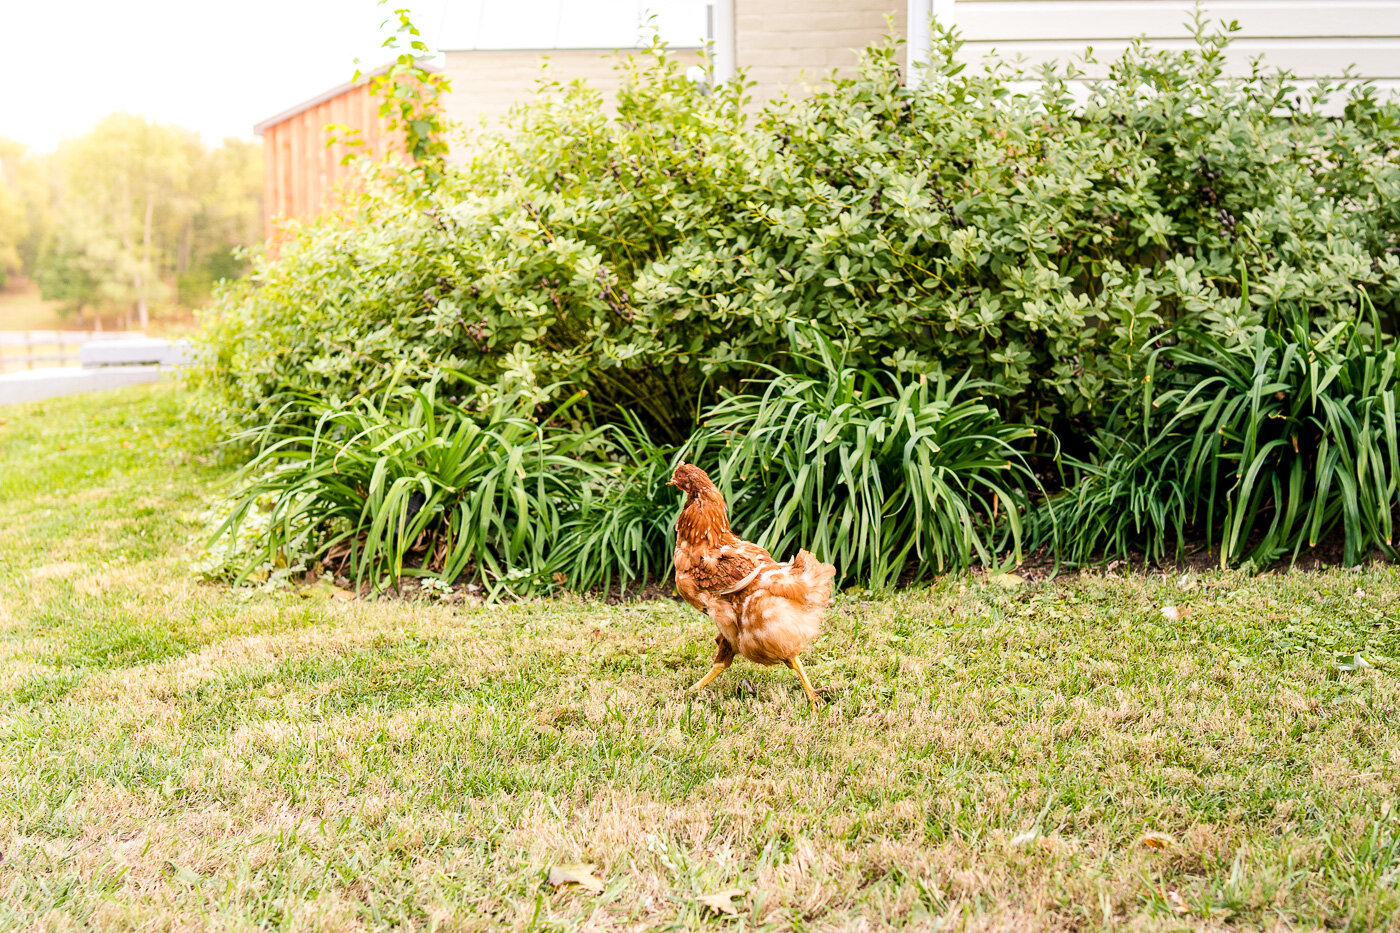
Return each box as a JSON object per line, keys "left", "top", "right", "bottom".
{"left": 258, "top": 80, "right": 404, "bottom": 237}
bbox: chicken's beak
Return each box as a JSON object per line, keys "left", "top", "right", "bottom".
{"left": 666, "top": 479, "right": 678, "bottom": 487}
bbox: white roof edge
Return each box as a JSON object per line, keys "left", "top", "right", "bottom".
{"left": 254, "top": 60, "right": 444, "bottom": 135}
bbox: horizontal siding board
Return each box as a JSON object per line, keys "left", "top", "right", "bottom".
{"left": 956, "top": 2, "right": 1400, "bottom": 41}
{"left": 996, "top": 75, "right": 1400, "bottom": 107}
{"left": 958, "top": 36, "right": 1400, "bottom": 77}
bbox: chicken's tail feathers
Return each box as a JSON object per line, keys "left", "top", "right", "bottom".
{"left": 766, "top": 549, "right": 836, "bottom": 607}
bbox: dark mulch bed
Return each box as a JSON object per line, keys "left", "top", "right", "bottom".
{"left": 305, "top": 522, "right": 1392, "bottom": 605}
{"left": 1007, "top": 531, "right": 1389, "bottom": 586}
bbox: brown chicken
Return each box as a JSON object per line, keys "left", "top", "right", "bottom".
{"left": 668, "top": 463, "right": 836, "bottom": 709}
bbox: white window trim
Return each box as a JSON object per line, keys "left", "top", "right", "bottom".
{"left": 711, "top": 0, "right": 736, "bottom": 83}
{"left": 907, "top": 0, "right": 955, "bottom": 86}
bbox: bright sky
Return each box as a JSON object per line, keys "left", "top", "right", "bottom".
{"left": 0, "top": 0, "right": 708, "bottom": 153}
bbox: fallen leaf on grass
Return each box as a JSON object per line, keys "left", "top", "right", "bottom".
{"left": 1334, "top": 653, "right": 1374, "bottom": 674}
{"left": 697, "top": 888, "right": 746, "bottom": 915}
{"left": 1010, "top": 830, "right": 1065, "bottom": 854}
{"left": 990, "top": 572, "right": 1025, "bottom": 589}
{"left": 301, "top": 579, "right": 356, "bottom": 602}
{"left": 168, "top": 862, "right": 202, "bottom": 885}
{"left": 1159, "top": 605, "right": 1180, "bottom": 622}
{"left": 1165, "top": 888, "right": 1188, "bottom": 914}
{"left": 1139, "top": 832, "right": 1175, "bottom": 849}
{"left": 547, "top": 863, "right": 605, "bottom": 894}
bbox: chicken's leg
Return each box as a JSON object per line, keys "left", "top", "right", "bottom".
{"left": 689, "top": 659, "right": 731, "bottom": 693}
{"left": 690, "top": 635, "right": 735, "bottom": 694}
{"left": 785, "top": 656, "right": 821, "bottom": 710}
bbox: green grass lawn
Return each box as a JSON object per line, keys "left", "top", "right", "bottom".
{"left": 2, "top": 385, "right": 1399, "bottom": 931}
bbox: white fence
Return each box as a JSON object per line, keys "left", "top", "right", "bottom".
{"left": 0, "top": 331, "right": 139, "bottom": 373}
{"left": 0, "top": 332, "right": 193, "bottom": 406}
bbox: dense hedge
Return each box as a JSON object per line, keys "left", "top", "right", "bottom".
{"left": 196, "top": 20, "right": 1400, "bottom": 444}
{"left": 191, "top": 19, "right": 1400, "bottom": 590}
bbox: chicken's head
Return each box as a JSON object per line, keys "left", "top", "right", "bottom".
{"left": 667, "top": 462, "right": 715, "bottom": 496}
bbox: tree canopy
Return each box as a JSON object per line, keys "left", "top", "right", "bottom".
{"left": 1, "top": 115, "right": 261, "bottom": 327}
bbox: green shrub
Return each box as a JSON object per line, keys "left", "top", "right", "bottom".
{"left": 1167, "top": 306, "right": 1399, "bottom": 567}
{"left": 201, "top": 328, "right": 1042, "bottom": 596}
{"left": 190, "top": 16, "right": 1400, "bottom": 587}
{"left": 1034, "top": 427, "right": 1198, "bottom": 568}
{"left": 199, "top": 305, "right": 1398, "bottom": 593}
{"left": 193, "top": 19, "right": 1400, "bottom": 446}
{"left": 210, "top": 376, "right": 602, "bottom": 596}
{"left": 553, "top": 412, "right": 678, "bottom": 595}
{"left": 683, "top": 332, "right": 1040, "bottom": 587}
{"left": 1041, "top": 297, "right": 1400, "bottom": 568}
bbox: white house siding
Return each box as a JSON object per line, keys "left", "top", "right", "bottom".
{"left": 435, "top": 3, "right": 1400, "bottom": 135}
{"left": 943, "top": 1, "right": 1400, "bottom": 98}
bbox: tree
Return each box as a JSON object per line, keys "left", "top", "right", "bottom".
{"left": 0, "top": 181, "right": 23, "bottom": 290}
{"left": 177, "top": 137, "right": 262, "bottom": 306}
{"left": 45, "top": 114, "right": 195, "bottom": 327}
{"left": 35, "top": 116, "right": 262, "bottom": 325}
{"left": 0, "top": 138, "right": 48, "bottom": 290}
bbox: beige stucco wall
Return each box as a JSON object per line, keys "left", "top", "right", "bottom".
{"left": 441, "top": 48, "right": 706, "bottom": 134}
{"left": 735, "top": 0, "right": 907, "bottom": 103}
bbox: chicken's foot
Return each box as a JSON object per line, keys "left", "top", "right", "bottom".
{"left": 785, "top": 656, "right": 821, "bottom": 711}
{"left": 689, "top": 660, "right": 731, "bottom": 693}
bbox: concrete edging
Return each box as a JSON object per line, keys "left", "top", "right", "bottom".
{"left": 0, "top": 366, "right": 168, "bottom": 406}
